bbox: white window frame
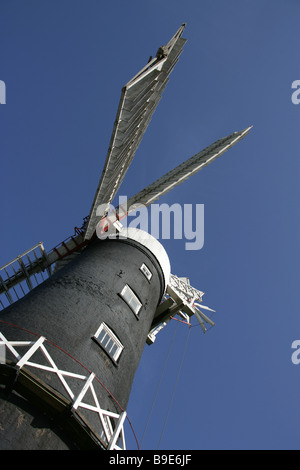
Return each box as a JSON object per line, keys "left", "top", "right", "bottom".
{"left": 140, "top": 263, "right": 152, "bottom": 281}
{"left": 120, "top": 284, "right": 142, "bottom": 316}
{"left": 94, "top": 323, "right": 124, "bottom": 362}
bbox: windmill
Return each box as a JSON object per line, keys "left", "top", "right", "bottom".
{"left": 0, "top": 24, "right": 251, "bottom": 450}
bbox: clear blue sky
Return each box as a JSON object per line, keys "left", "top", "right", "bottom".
{"left": 1, "top": 0, "right": 300, "bottom": 450}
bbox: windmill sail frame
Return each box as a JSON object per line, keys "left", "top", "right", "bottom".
{"left": 83, "top": 24, "right": 187, "bottom": 241}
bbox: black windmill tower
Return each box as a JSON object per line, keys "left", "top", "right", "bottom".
{"left": 0, "top": 24, "right": 251, "bottom": 450}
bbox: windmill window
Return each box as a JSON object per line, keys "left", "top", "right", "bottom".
{"left": 120, "top": 284, "right": 142, "bottom": 315}
{"left": 94, "top": 323, "right": 123, "bottom": 362}
{"left": 140, "top": 263, "right": 152, "bottom": 281}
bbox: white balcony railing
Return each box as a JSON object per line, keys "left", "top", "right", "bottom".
{"left": 0, "top": 322, "right": 138, "bottom": 450}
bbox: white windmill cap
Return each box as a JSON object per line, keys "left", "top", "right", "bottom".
{"left": 109, "top": 227, "right": 171, "bottom": 292}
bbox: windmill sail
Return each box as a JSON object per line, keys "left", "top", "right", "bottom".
{"left": 97, "top": 126, "right": 252, "bottom": 227}
{"left": 83, "top": 24, "right": 187, "bottom": 241}
{"left": 123, "top": 126, "right": 251, "bottom": 214}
